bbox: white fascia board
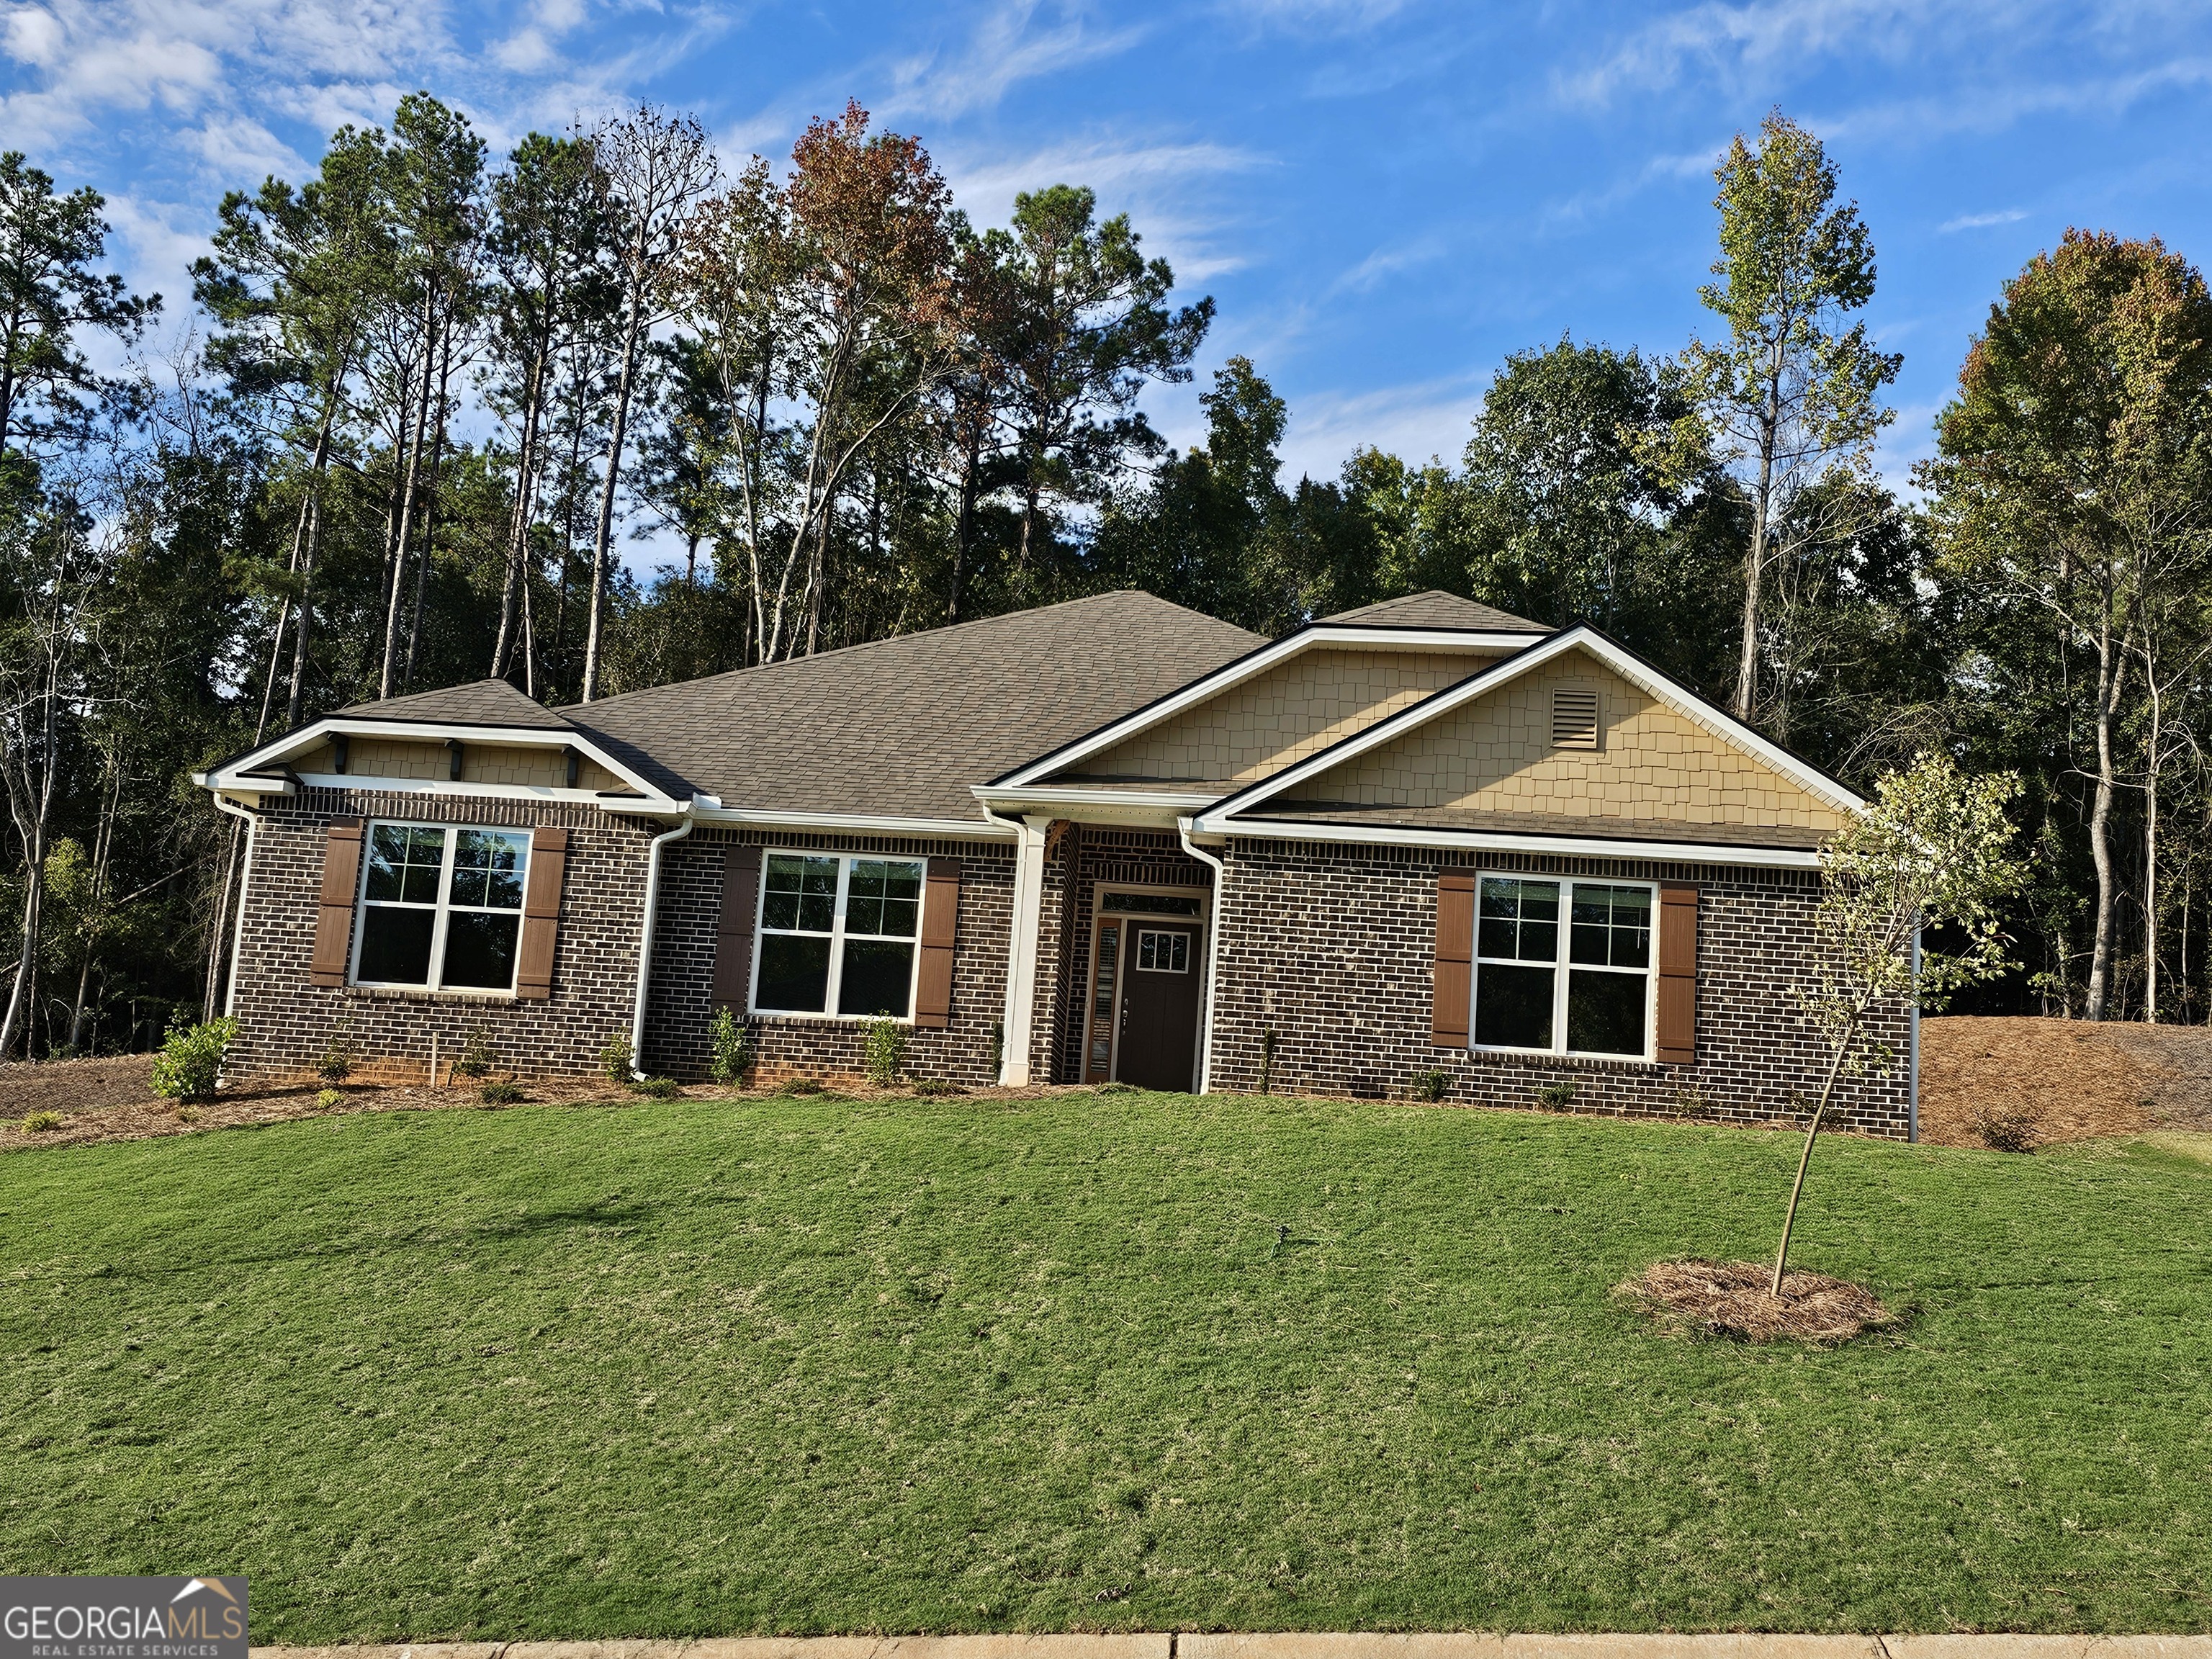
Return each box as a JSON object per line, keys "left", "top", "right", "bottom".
{"left": 993, "top": 624, "right": 1548, "bottom": 789}
{"left": 1207, "top": 626, "right": 1863, "bottom": 824}
{"left": 204, "top": 716, "right": 662, "bottom": 802}
{"left": 650, "top": 802, "right": 1017, "bottom": 841}
{"left": 1206, "top": 815, "right": 1825, "bottom": 870}
{"left": 976, "top": 784, "right": 1219, "bottom": 811}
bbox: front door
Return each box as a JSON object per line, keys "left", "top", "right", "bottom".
{"left": 1116, "top": 922, "right": 1202, "bottom": 1092}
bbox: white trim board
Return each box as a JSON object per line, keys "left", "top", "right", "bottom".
{"left": 991, "top": 624, "right": 1552, "bottom": 791}
{"left": 204, "top": 715, "right": 667, "bottom": 804}
{"left": 1210, "top": 815, "right": 1826, "bottom": 869}
{"left": 1195, "top": 625, "right": 1863, "bottom": 833}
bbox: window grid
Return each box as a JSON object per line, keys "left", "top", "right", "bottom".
{"left": 1473, "top": 876, "right": 1655, "bottom": 1059}
{"left": 351, "top": 822, "right": 532, "bottom": 994}
{"left": 752, "top": 853, "right": 926, "bottom": 1020}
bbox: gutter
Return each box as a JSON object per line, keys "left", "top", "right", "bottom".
{"left": 207, "top": 793, "right": 259, "bottom": 1022}
{"left": 1908, "top": 924, "right": 1922, "bottom": 1143}
{"left": 1177, "top": 817, "right": 1228, "bottom": 1096}
{"left": 980, "top": 802, "right": 1048, "bottom": 1085}
{"left": 628, "top": 804, "right": 698, "bottom": 1080}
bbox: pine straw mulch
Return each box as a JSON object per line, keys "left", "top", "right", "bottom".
{"left": 1617, "top": 1257, "right": 1895, "bottom": 1345}
{"left": 1915, "top": 1015, "right": 2212, "bottom": 1149}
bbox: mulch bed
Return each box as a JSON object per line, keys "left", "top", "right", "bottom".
{"left": 1619, "top": 1257, "right": 1894, "bottom": 1344}
{"left": 1915, "top": 1015, "right": 2211, "bottom": 1148}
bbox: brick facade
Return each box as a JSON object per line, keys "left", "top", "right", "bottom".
{"left": 1203, "top": 837, "right": 1912, "bottom": 1138}
{"left": 226, "top": 788, "right": 657, "bottom": 1084}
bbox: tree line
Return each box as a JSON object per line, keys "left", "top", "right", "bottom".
{"left": 2, "top": 100, "right": 2208, "bottom": 1059}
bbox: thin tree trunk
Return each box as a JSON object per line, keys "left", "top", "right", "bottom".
{"left": 583, "top": 295, "right": 647, "bottom": 703}
{"left": 2085, "top": 618, "right": 2126, "bottom": 1021}
{"left": 379, "top": 289, "right": 441, "bottom": 699}
{"left": 1771, "top": 1022, "right": 1858, "bottom": 1294}
{"left": 2146, "top": 671, "right": 2163, "bottom": 1023}
{"left": 404, "top": 337, "right": 455, "bottom": 688}
{"left": 951, "top": 426, "right": 979, "bottom": 624}
{"left": 1734, "top": 400, "right": 1778, "bottom": 723}
{"left": 494, "top": 341, "right": 550, "bottom": 679}
{"left": 67, "top": 762, "right": 121, "bottom": 1052}
{"left": 286, "top": 495, "right": 322, "bottom": 729}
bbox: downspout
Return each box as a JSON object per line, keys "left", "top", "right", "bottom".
{"left": 1908, "top": 922, "right": 1921, "bottom": 1144}
{"left": 208, "top": 793, "right": 260, "bottom": 1020}
{"left": 1177, "top": 817, "right": 1226, "bottom": 1096}
{"left": 629, "top": 804, "right": 697, "bottom": 1080}
{"left": 980, "top": 803, "right": 1048, "bottom": 1085}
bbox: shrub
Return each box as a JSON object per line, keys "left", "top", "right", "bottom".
{"left": 912, "top": 1077, "right": 962, "bottom": 1097}
{"left": 453, "top": 1028, "right": 496, "bottom": 1081}
{"left": 1972, "top": 1100, "right": 2042, "bottom": 1154}
{"left": 777, "top": 1077, "right": 824, "bottom": 1097}
{"left": 1534, "top": 1079, "right": 1578, "bottom": 1111}
{"left": 149, "top": 1017, "right": 238, "bottom": 1103}
{"left": 598, "top": 1030, "right": 634, "bottom": 1084}
{"left": 1411, "top": 1069, "right": 1449, "bottom": 1102}
{"left": 865, "top": 1019, "right": 906, "bottom": 1087}
{"left": 630, "top": 1076, "right": 682, "bottom": 1100}
{"left": 1094, "top": 1080, "right": 1137, "bottom": 1095}
{"left": 314, "top": 1088, "right": 343, "bottom": 1112}
{"left": 708, "top": 1007, "right": 755, "bottom": 1086}
{"left": 480, "top": 1080, "right": 523, "bottom": 1105}
{"left": 173, "top": 1105, "right": 199, "bottom": 1125}
{"left": 1670, "top": 1084, "right": 1714, "bottom": 1120}
{"left": 21, "top": 1110, "right": 63, "bottom": 1133}
{"left": 316, "top": 1020, "right": 359, "bottom": 1084}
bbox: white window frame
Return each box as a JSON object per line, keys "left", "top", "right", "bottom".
{"left": 1471, "top": 875, "right": 1658, "bottom": 1061}
{"left": 748, "top": 850, "right": 927, "bottom": 1022}
{"left": 349, "top": 819, "right": 533, "bottom": 995}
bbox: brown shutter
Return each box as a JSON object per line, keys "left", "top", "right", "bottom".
{"left": 1431, "top": 868, "right": 1475, "bottom": 1046}
{"left": 913, "top": 857, "right": 962, "bottom": 1028}
{"left": 308, "top": 818, "right": 364, "bottom": 987}
{"left": 514, "top": 827, "right": 570, "bottom": 1001}
{"left": 1656, "top": 881, "right": 1699, "bottom": 1063}
{"left": 710, "top": 845, "right": 763, "bottom": 1008}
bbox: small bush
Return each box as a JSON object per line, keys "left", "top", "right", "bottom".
{"left": 21, "top": 1110, "right": 63, "bottom": 1133}
{"left": 1972, "top": 1100, "right": 2042, "bottom": 1154}
{"left": 1094, "top": 1081, "right": 1137, "bottom": 1095}
{"left": 911, "top": 1077, "right": 962, "bottom": 1097}
{"left": 1411, "top": 1069, "right": 1449, "bottom": 1102}
{"left": 314, "top": 1088, "right": 343, "bottom": 1112}
{"left": 454, "top": 1028, "right": 496, "bottom": 1081}
{"left": 480, "top": 1080, "right": 523, "bottom": 1105}
{"left": 1534, "top": 1079, "right": 1578, "bottom": 1111}
{"left": 149, "top": 1017, "right": 238, "bottom": 1103}
{"left": 708, "top": 1007, "right": 755, "bottom": 1086}
{"left": 316, "top": 1020, "right": 359, "bottom": 1084}
{"left": 598, "top": 1030, "right": 634, "bottom": 1084}
{"left": 174, "top": 1105, "right": 199, "bottom": 1125}
{"left": 1670, "top": 1084, "right": 1714, "bottom": 1120}
{"left": 777, "top": 1077, "right": 825, "bottom": 1097}
{"left": 629, "top": 1076, "right": 682, "bottom": 1099}
{"left": 865, "top": 1018, "right": 906, "bottom": 1087}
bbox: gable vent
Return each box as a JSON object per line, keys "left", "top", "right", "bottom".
{"left": 1551, "top": 688, "right": 1601, "bottom": 750}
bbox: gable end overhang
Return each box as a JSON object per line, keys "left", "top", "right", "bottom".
{"left": 1191, "top": 623, "right": 1863, "bottom": 839}
{"left": 1206, "top": 816, "right": 1825, "bottom": 869}
{"left": 198, "top": 716, "right": 677, "bottom": 809}
{"left": 989, "top": 621, "right": 1555, "bottom": 791}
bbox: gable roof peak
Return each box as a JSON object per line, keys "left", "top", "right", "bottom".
{"left": 1321, "top": 591, "right": 1546, "bottom": 633}
{"left": 332, "top": 676, "right": 570, "bottom": 729}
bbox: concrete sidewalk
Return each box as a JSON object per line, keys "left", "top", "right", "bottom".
{"left": 253, "top": 1633, "right": 2212, "bottom": 1659}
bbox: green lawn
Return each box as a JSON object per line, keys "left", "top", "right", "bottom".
{"left": 3, "top": 1092, "right": 2208, "bottom": 1640}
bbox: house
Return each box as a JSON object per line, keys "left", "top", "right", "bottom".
{"left": 196, "top": 589, "right": 1916, "bottom": 1137}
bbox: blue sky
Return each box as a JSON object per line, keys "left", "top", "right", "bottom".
{"left": 6, "top": 0, "right": 2211, "bottom": 490}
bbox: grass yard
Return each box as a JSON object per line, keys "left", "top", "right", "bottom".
{"left": 3, "top": 1092, "right": 2208, "bottom": 1640}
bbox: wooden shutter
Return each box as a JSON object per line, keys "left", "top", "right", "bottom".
{"left": 1431, "top": 868, "right": 1475, "bottom": 1046}
{"left": 308, "top": 818, "right": 364, "bottom": 987}
{"left": 514, "top": 827, "right": 570, "bottom": 1001}
{"left": 710, "top": 845, "right": 763, "bottom": 1008}
{"left": 913, "top": 857, "right": 962, "bottom": 1028}
{"left": 1656, "top": 881, "right": 1699, "bottom": 1063}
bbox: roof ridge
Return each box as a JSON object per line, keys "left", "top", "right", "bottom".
{"left": 573, "top": 590, "right": 1254, "bottom": 714}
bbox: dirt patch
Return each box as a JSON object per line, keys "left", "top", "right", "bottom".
{"left": 1917, "top": 1016, "right": 2212, "bottom": 1148}
{"left": 1619, "top": 1257, "right": 1893, "bottom": 1344}
{"left": 0, "top": 1065, "right": 1100, "bottom": 1154}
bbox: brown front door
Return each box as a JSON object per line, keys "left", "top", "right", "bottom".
{"left": 1117, "top": 922, "right": 1202, "bottom": 1092}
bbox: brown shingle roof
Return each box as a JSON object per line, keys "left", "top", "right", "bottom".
{"left": 1323, "top": 590, "right": 1545, "bottom": 631}
{"left": 572, "top": 591, "right": 1264, "bottom": 820}
{"left": 333, "top": 678, "right": 571, "bottom": 729}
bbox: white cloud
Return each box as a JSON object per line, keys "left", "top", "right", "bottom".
{"left": 1937, "top": 207, "right": 2028, "bottom": 233}
{"left": 1328, "top": 235, "right": 1446, "bottom": 296}
{"left": 1274, "top": 373, "right": 1488, "bottom": 482}
{"left": 881, "top": 0, "right": 1147, "bottom": 122}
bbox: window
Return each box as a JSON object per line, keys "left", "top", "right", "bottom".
{"left": 1134, "top": 928, "right": 1190, "bottom": 973}
{"left": 354, "top": 823, "right": 531, "bottom": 992}
{"left": 754, "top": 853, "right": 924, "bottom": 1018}
{"left": 1474, "top": 876, "right": 1652, "bottom": 1058}
{"left": 1101, "top": 890, "right": 1202, "bottom": 916}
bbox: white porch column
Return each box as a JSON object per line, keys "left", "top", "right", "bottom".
{"left": 999, "top": 814, "right": 1052, "bottom": 1085}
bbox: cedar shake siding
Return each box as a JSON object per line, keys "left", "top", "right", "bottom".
{"left": 225, "top": 787, "right": 655, "bottom": 1083}
{"left": 1205, "top": 837, "right": 1912, "bottom": 1139}
{"left": 642, "top": 827, "right": 1016, "bottom": 1087}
